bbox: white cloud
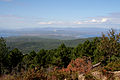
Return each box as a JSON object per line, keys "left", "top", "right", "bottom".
{"left": 101, "top": 18, "right": 108, "bottom": 22}
{"left": 91, "top": 19, "right": 97, "bottom": 22}
{"left": 89, "top": 18, "right": 108, "bottom": 23}
{"left": 74, "top": 18, "right": 108, "bottom": 25}
{"left": 38, "top": 21, "right": 53, "bottom": 25}
{"left": 38, "top": 18, "right": 109, "bottom": 26}
{"left": 38, "top": 21, "right": 65, "bottom": 25}
{"left": 74, "top": 21, "right": 83, "bottom": 24}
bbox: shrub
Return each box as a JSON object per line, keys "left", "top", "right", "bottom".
{"left": 48, "top": 70, "right": 78, "bottom": 80}
{"left": 104, "top": 59, "right": 120, "bottom": 71}
{"left": 98, "top": 29, "right": 120, "bottom": 64}
{"left": 61, "top": 57, "right": 92, "bottom": 74}
{"left": 85, "top": 73, "right": 96, "bottom": 80}
{"left": 23, "top": 69, "right": 47, "bottom": 80}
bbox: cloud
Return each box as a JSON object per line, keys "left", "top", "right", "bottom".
{"left": 0, "top": 15, "right": 23, "bottom": 19}
{"left": 91, "top": 19, "right": 97, "bottom": 22}
{"left": 90, "top": 18, "right": 108, "bottom": 23}
{"left": 0, "top": 12, "right": 120, "bottom": 29}
{"left": 105, "top": 12, "right": 120, "bottom": 24}
{"left": 38, "top": 21, "right": 54, "bottom": 25}
{"left": 38, "top": 18, "right": 109, "bottom": 26}
{"left": 38, "top": 21, "right": 65, "bottom": 25}
{"left": 74, "top": 18, "right": 108, "bottom": 25}
{"left": 101, "top": 18, "right": 108, "bottom": 22}
{"left": 109, "top": 12, "right": 120, "bottom": 18}
{"left": 74, "top": 21, "right": 83, "bottom": 24}
{"left": 87, "top": 12, "right": 120, "bottom": 25}
{"left": 0, "top": 0, "right": 13, "bottom": 2}
{"left": 0, "top": 14, "right": 52, "bottom": 29}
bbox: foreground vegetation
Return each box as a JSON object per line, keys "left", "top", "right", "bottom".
{"left": 0, "top": 29, "right": 120, "bottom": 80}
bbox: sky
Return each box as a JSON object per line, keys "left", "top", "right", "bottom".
{"left": 0, "top": 0, "right": 120, "bottom": 30}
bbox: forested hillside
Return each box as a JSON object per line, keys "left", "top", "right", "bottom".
{"left": 6, "top": 37, "right": 94, "bottom": 53}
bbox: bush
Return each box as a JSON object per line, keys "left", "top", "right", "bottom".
{"left": 48, "top": 70, "right": 78, "bottom": 80}
{"left": 85, "top": 73, "right": 96, "bottom": 80}
{"left": 104, "top": 59, "right": 120, "bottom": 71}
{"left": 63, "top": 57, "right": 92, "bottom": 74}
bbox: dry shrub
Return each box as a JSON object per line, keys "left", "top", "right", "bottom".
{"left": 0, "top": 69, "right": 47, "bottom": 80}
{"left": 48, "top": 70, "right": 78, "bottom": 80}
{"left": 85, "top": 73, "right": 96, "bottom": 80}
{"left": 102, "top": 69, "right": 114, "bottom": 80}
{"left": 23, "top": 69, "right": 47, "bottom": 80}
{"left": 48, "top": 57, "right": 92, "bottom": 80}
{"left": 59, "top": 57, "right": 92, "bottom": 74}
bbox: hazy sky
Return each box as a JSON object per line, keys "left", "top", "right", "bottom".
{"left": 0, "top": 0, "right": 120, "bottom": 29}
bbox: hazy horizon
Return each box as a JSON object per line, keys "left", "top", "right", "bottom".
{"left": 0, "top": 27, "right": 113, "bottom": 39}
{"left": 0, "top": 0, "right": 120, "bottom": 39}
{"left": 0, "top": 0, "right": 120, "bottom": 30}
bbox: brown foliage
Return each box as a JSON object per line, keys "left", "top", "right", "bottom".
{"left": 59, "top": 57, "right": 92, "bottom": 74}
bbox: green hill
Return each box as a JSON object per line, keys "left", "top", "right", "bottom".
{"left": 6, "top": 36, "right": 94, "bottom": 53}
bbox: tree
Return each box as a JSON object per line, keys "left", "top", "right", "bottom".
{"left": 73, "top": 43, "right": 83, "bottom": 58}
{"left": 74, "top": 37, "right": 100, "bottom": 60}
{"left": 0, "top": 37, "right": 8, "bottom": 75}
{"left": 98, "top": 29, "right": 120, "bottom": 64}
{"left": 8, "top": 48, "right": 23, "bottom": 73}
{"left": 33, "top": 49, "right": 46, "bottom": 67}
{"left": 29, "top": 50, "right": 36, "bottom": 58}
{"left": 55, "top": 43, "right": 71, "bottom": 68}
{"left": 22, "top": 50, "right": 36, "bottom": 69}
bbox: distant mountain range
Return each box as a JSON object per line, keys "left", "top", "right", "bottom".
{"left": 0, "top": 27, "right": 110, "bottom": 39}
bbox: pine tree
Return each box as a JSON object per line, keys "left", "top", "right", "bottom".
{"left": 0, "top": 37, "right": 8, "bottom": 75}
